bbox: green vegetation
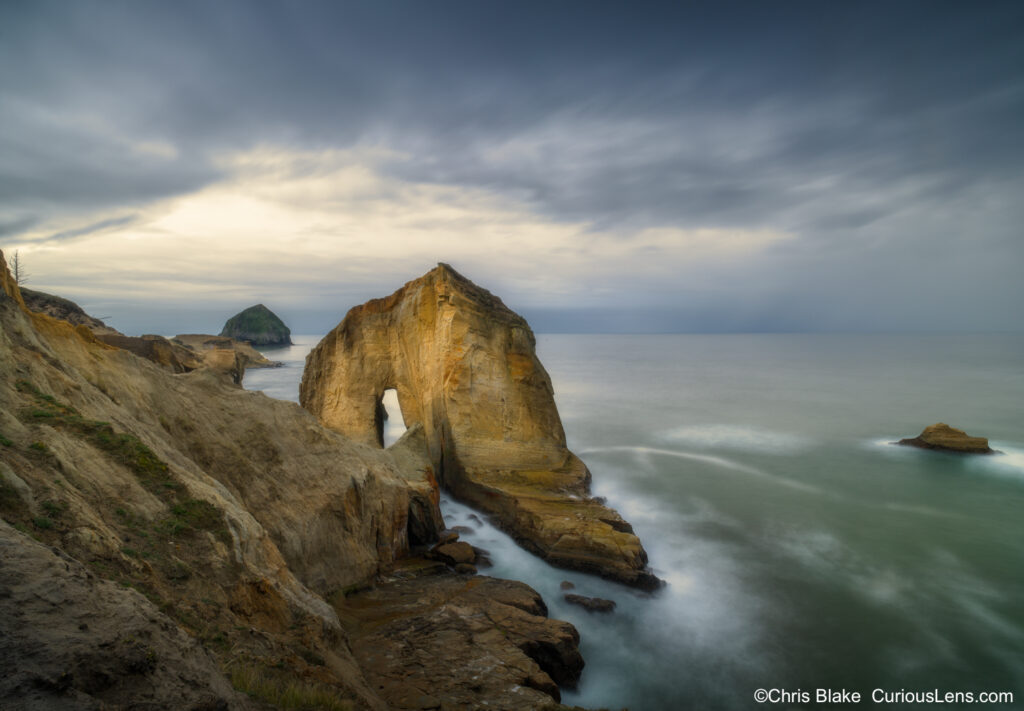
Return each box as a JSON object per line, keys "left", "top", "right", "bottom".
{"left": 0, "top": 476, "right": 24, "bottom": 515}
{"left": 18, "top": 379, "right": 170, "bottom": 484}
{"left": 15, "top": 378, "right": 230, "bottom": 545}
{"left": 32, "top": 516, "right": 55, "bottom": 530}
{"left": 219, "top": 303, "right": 292, "bottom": 346}
{"left": 228, "top": 662, "right": 353, "bottom": 711}
{"left": 0, "top": 432, "right": 12, "bottom": 447}
{"left": 41, "top": 499, "right": 68, "bottom": 517}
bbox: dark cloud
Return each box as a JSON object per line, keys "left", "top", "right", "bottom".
{"left": 1, "top": 0, "right": 1022, "bottom": 330}
{"left": 0, "top": 216, "right": 39, "bottom": 237}
{"left": 45, "top": 215, "right": 138, "bottom": 243}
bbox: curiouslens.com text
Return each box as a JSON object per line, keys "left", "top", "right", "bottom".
{"left": 753, "top": 688, "right": 1015, "bottom": 705}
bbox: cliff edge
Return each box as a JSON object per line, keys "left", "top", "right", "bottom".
{"left": 301, "top": 263, "right": 660, "bottom": 589}
{"left": 0, "top": 250, "right": 586, "bottom": 710}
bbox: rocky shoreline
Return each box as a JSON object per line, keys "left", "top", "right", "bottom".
{"left": 0, "top": 251, "right": 646, "bottom": 710}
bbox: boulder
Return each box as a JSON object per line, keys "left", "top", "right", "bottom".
{"left": 898, "top": 423, "right": 995, "bottom": 454}
{"left": 429, "top": 541, "right": 476, "bottom": 566}
{"left": 219, "top": 304, "right": 292, "bottom": 346}
{"left": 301, "top": 263, "right": 660, "bottom": 589}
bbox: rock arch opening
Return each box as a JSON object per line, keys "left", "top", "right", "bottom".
{"left": 379, "top": 388, "right": 407, "bottom": 448}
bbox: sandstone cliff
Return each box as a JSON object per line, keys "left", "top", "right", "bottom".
{"left": 19, "top": 286, "right": 119, "bottom": 336}
{"left": 0, "top": 251, "right": 583, "bottom": 710}
{"left": 19, "top": 288, "right": 278, "bottom": 383}
{"left": 301, "top": 263, "right": 659, "bottom": 589}
{"left": 173, "top": 333, "right": 282, "bottom": 369}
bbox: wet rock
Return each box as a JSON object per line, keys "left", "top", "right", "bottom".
{"left": 436, "top": 529, "right": 460, "bottom": 545}
{"left": 337, "top": 574, "right": 583, "bottom": 709}
{"left": 453, "top": 563, "right": 477, "bottom": 575}
{"left": 563, "top": 594, "right": 616, "bottom": 613}
{"left": 560, "top": 581, "right": 575, "bottom": 591}
{"left": 898, "top": 423, "right": 995, "bottom": 454}
{"left": 472, "top": 546, "right": 493, "bottom": 568}
{"left": 429, "top": 541, "right": 476, "bottom": 566}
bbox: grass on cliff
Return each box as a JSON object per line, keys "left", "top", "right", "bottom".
{"left": 17, "top": 379, "right": 172, "bottom": 489}
{"left": 228, "top": 662, "right": 353, "bottom": 711}
{"left": 14, "top": 379, "right": 231, "bottom": 546}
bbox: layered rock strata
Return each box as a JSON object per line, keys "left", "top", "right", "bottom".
{"left": 301, "top": 263, "right": 659, "bottom": 589}
{"left": 0, "top": 249, "right": 587, "bottom": 710}
{"left": 173, "top": 333, "right": 282, "bottom": 368}
{"left": 898, "top": 423, "right": 995, "bottom": 454}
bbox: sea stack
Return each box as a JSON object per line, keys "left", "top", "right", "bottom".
{"left": 219, "top": 303, "right": 291, "bottom": 346}
{"left": 301, "top": 263, "right": 661, "bottom": 589}
{"left": 898, "top": 423, "right": 995, "bottom": 454}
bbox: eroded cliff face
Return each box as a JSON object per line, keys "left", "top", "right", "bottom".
{"left": 0, "top": 251, "right": 423, "bottom": 708}
{"left": 0, "top": 250, "right": 586, "bottom": 710}
{"left": 301, "top": 264, "right": 659, "bottom": 589}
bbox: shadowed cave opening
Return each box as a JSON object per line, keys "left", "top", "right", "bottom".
{"left": 378, "top": 388, "right": 407, "bottom": 448}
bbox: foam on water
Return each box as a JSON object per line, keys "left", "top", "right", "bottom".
{"left": 659, "top": 424, "right": 812, "bottom": 454}
{"left": 244, "top": 332, "right": 1024, "bottom": 707}
{"left": 866, "top": 437, "right": 1024, "bottom": 480}
{"left": 579, "top": 444, "right": 824, "bottom": 494}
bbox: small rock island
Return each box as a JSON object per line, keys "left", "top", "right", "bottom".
{"left": 898, "top": 423, "right": 995, "bottom": 454}
{"left": 220, "top": 303, "right": 292, "bottom": 346}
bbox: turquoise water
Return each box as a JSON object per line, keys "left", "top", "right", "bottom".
{"left": 245, "top": 333, "right": 1024, "bottom": 709}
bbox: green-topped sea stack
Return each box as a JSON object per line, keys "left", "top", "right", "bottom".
{"left": 219, "top": 303, "right": 292, "bottom": 346}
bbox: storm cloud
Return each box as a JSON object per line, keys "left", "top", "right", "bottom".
{"left": 1, "top": 0, "right": 1022, "bottom": 333}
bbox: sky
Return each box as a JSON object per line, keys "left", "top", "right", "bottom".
{"left": 1, "top": 0, "right": 1022, "bottom": 334}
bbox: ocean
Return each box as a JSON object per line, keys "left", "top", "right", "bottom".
{"left": 245, "top": 333, "right": 1024, "bottom": 710}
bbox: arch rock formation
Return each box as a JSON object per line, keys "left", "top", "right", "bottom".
{"left": 301, "top": 264, "right": 660, "bottom": 589}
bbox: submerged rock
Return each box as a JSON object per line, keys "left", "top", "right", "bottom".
{"left": 301, "top": 263, "right": 660, "bottom": 589}
{"left": 563, "top": 593, "right": 616, "bottom": 613}
{"left": 898, "top": 423, "right": 995, "bottom": 454}
{"left": 220, "top": 303, "right": 292, "bottom": 346}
